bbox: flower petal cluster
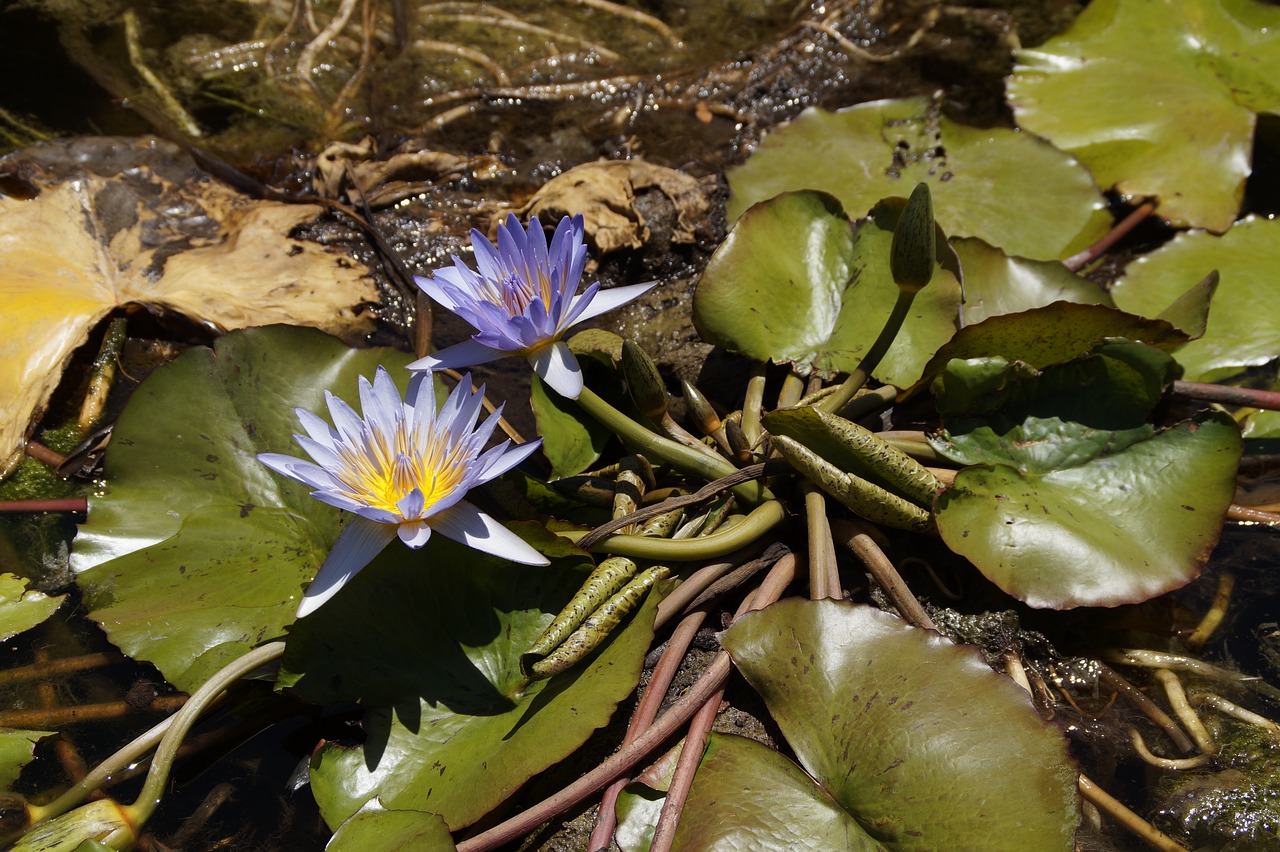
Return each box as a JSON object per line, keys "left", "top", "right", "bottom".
{"left": 259, "top": 367, "right": 547, "bottom": 616}
{"left": 411, "top": 214, "right": 656, "bottom": 398}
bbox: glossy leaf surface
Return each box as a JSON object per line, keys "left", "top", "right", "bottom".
{"left": 1112, "top": 216, "right": 1280, "bottom": 381}
{"left": 727, "top": 98, "right": 1109, "bottom": 260}
{"left": 71, "top": 326, "right": 412, "bottom": 692}
{"left": 694, "top": 190, "right": 961, "bottom": 386}
{"left": 1009, "top": 0, "right": 1280, "bottom": 231}
{"left": 722, "top": 600, "right": 1078, "bottom": 850}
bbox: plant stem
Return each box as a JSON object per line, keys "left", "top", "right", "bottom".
{"left": 832, "top": 519, "right": 934, "bottom": 630}
{"left": 562, "top": 500, "right": 787, "bottom": 561}
{"left": 820, "top": 290, "right": 916, "bottom": 414}
{"left": 1171, "top": 380, "right": 1280, "bottom": 411}
{"left": 577, "top": 387, "right": 770, "bottom": 503}
{"left": 456, "top": 554, "right": 798, "bottom": 852}
{"left": 126, "top": 642, "right": 285, "bottom": 825}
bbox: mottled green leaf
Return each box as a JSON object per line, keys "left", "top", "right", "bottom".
{"left": 1112, "top": 216, "right": 1280, "bottom": 381}
{"left": 914, "top": 302, "right": 1190, "bottom": 394}
{"left": 935, "top": 413, "right": 1242, "bottom": 608}
{"left": 1009, "top": 0, "right": 1280, "bottom": 231}
{"left": 286, "top": 526, "right": 657, "bottom": 831}
{"left": 722, "top": 600, "right": 1078, "bottom": 850}
{"left": 71, "top": 326, "right": 413, "bottom": 693}
{"left": 727, "top": 98, "right": 1109, "bottom": 260}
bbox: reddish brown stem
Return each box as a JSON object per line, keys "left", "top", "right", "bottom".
{"left": 1171, "top": 380, "right": 1280, "bottom": 412}
{"left": 650, "top": 687, "right": 723, "bottom": 852}
{"left": 0, "top": 498, "right": 88, "bottom": 513}
{"left": 25, "top": 440, "right": 67, "bottom": 468}
{"left": 1063, "top": 202, "right": 1156, "bottom": 271}
{"left": 588, "top": 609, "right": 708, "bottom": 849}
{"left": 456, "top": 554, "right": 798, "bottom": 852}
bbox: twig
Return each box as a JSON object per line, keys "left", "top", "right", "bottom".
{"left": 296, "top": 0, "right": 362, "bottom": 95}
{"left": 568, "top": 0, "right": 681, "bottom": 45}
{"left": 413, "top": 39, "right": 510, "bottom": 84}
{"left": 576, "top": 461, "right": 788, "bottom": 550}
{"left": 123, "top": 10, "right": 203, "bottom": 137}
{"left": 1170, "top": 380, "right": 1280, "bottom": 412}
{"left": 0, "top": 498, "right": 88, "bottom": 514}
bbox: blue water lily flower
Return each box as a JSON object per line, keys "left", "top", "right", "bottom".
{"left": 258, "top": 367, "right": 547, "bottom": 617}
{"left": 411, "top": 213, "right": 656, "bottom": 398}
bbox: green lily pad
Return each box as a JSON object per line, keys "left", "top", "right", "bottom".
{"left": 934, "top": 412, "right": 1242, "bottom": 609}
{"left": 1008, "top": 0, "right": 1280, "bottom": 231}
{"left": 673, "top": 733, "right": 887, "bottom": 851}
{"left": 71, "top": 325, "right": 413, "bottom": 693}
{"left": 531, "top": 371, "right": 611, "bottom": 479}
{"left": 693, "top": 190, "right": 961, "bottom": 387}
{"left": 0, "top": 573, "right": 63, "bottom": 642}
{"left": 913, "top": 302, "right": 1191, "bottom": 395}
{"left": 284, "top": 526, "right": 658, "bottom": 831}
{"left": 721, "top": 599, "right": 1078, "bottom": 850}
{"left": 932, "top": 342, "right": 1180, "bottom": 430}
{"left": 1, "top": 727, "right": 54, "bottom": 790}
{"left": 952, "top": 238, "right": 1112, "bottom": 327}
{"left": 328, "top": 803, "right": 455, "bottom": 851}
{"left": 1112, "top": 216, "right": 1280, "bottom": 381}
{"left": 726, "top": 97, "right": 1110, "bottom": 260}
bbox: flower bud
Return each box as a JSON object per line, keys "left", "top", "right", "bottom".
{"left": 889, "top": 182, "right": 936, "bottom": 294}
{"left": 620, "top": 340, "right": 669, "bottom": 420}
{"left": 680, "top": 379, "right": 722, "bottom": 435}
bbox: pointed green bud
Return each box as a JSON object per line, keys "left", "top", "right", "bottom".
{"left": 890, "top": 182, "right": 936, "bottom": 294}
{"left": 724, "top": 417, "right": 752, "bottom": 463}
{"left": 681, "top": 379, "right": 722, "bottom": 435}
{"left": 621, "top": 340, "right": 669, "bottom": 419}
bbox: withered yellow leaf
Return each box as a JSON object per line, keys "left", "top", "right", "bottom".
{"left": 0, "top": 174, "right": 378, "bottom": 475}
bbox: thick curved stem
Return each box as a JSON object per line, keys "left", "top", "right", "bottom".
{"left": 561, "top": 501, "right": 787, "bottom": 560}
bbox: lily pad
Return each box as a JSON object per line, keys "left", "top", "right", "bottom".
{"left": 693, "top": 190, "right": 961, "bottom": 387}
{"left": 673, "top": 734, "right": 886, "bottom": 851}
{"left": 913, "top": 302, "right": 1191, "bottom": 394}
{"left": 934, "top": 412, "right": 1242, "bottom": 608}
{"left": 1112, "top": 216, "right": 1280, "bottom": 381}
{"left": 284, "top": 526, "right": 658, "bottom": 831}
{"left": 951, "top": 238, "right": 1112, "bottom": 327}
{"left": 1008, "top": 0, "right": 1280, "bottom": 231}
{"left": 726, "top": 97, "right": 1109, "bottom": 260}
{"left": 0, "top": 572, "right": 63, "bottom": 642}
{"left": 328, "top": 803, "right": 455, "bottom": 851}
{"left": 71, "top": 325, "right": 413, "bottom": 693}
{"left": 721, "top": 599, "right": 1078, "bottom": 850}
{"left": 1, "top": 727, "right": 54, "bottom": 791}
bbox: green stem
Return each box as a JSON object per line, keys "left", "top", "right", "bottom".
{"left": 576, "top": 387, "right": 770, "bottom": 503}
{"left": 740, "top": 365, "right": 768, "bottom": 445}
{"left": 126, "top": 642, "right": 286, "bottom": 825}
{"left": 820, "top": 290, "right": 916, "bottom": 413}
{"left": 561, "top": 500, "right": 787, "bottom": 560}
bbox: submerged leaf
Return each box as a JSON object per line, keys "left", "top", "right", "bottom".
{"left": 0, "top": 572, "right": 63, "bottom": 642}
{"left": 1008, "top": 0, "right": 1280, "bottom": 231}
{"left": 721, "top": 599, "right": 1078, "bottom": 850}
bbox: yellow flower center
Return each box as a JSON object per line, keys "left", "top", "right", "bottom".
{"left": 337, "top": 421, "right": 471, "bottom": 517}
